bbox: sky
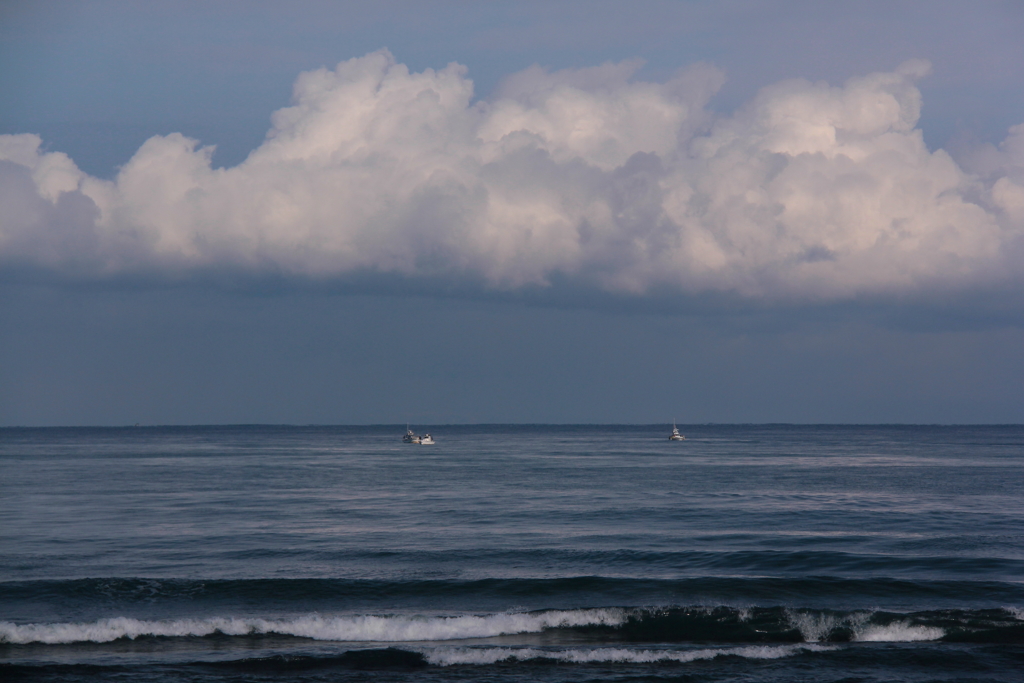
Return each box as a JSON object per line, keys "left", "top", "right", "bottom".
{"left": 2, "top": 0, "right": 1024, "bottom": 425}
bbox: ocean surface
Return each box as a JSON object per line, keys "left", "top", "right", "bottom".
{"left": 1, "top": 424, "right": 1022, "bottom": 682}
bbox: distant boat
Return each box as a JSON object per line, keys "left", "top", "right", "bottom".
{"left": 403, "top": 427, "right": 435, "bottom": 444}
{"left": 670, "top": 423, "right": 685, "bottom": 441}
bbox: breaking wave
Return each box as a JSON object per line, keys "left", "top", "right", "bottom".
{"left": 785, "top": 610, "right": 945, "bottom": 642}
{"left": 0, "top": 609, "right": 626, "bottom": 645}
{"left": 3, "top": 606, "right": 1021, "bottom": 646}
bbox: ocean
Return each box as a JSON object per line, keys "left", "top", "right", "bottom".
{"left": 1, "top": 424, "right": 1022, "bottom": 682}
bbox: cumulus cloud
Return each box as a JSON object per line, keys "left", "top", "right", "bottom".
{"left": 1, "top": 50, "right": 1022, "bottom": 300}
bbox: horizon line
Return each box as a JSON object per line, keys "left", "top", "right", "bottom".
{"left": 2, "top": 422, "right": 1022, "bottom": 429}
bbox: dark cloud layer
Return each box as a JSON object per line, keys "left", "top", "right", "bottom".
{"left": 3, "top": 285, "right": 1023, "bottom": 425}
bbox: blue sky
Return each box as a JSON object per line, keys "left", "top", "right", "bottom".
{"left": 2, "top": 1, "right": 1023, "bottom": 425}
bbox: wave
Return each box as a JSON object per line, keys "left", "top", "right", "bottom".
{"left": 422, "top": 643, "right": 835, "bottom": 665}
{"left": 3, "top": 606, "right": 1022, "bottom": 646}
{"left": 4, "top": 575, "right": 1024, "bottom": 607}
{"left": 9, "top": 548, "right": 1022, "bottom": 583}
{"left": 0, "top": 644, "right": 835, "bottom": 677}
{"left": 0, "top": 609, "right": 626, "bottom": 645}
{"left": 785, "top": 610, "right": 945, "bottom": 642}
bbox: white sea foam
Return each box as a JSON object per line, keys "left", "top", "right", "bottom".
{"left": 786, "top": 610, "right": 943, "bottom": 643}
{"left": 853, "top": 622, "right": 945, "bottom": 642}
{"left": 423, "top": 644, "right": 834, "bottom": 666}
{"left": 786, "top": 610, "right": 865, "bottom": 642}
{"left": 1006, "top": 606, "right": 1024, "bottom": 621}
{"left": 0, "top": 609, "right": 627, "bottom": 645}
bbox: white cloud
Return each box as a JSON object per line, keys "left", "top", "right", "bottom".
{"left": 1, "top": 50, "right": 1022, "bottom": 300}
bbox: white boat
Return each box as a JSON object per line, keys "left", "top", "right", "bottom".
{"left": 402, "top": 427, "right": 435, "bottom": 444}
{"left": 670, "top": 423, "right": 685, "bottom": 441}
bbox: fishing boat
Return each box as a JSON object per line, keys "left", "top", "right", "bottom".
{"left": 403, "top": 427, "right": 435, "bottom": 444}
{"left": 670, "top": 423, "right": 685, "bottom": 441}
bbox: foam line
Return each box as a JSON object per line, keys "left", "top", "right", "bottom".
{"left": 423, "top": 644, "right": 835, "bottom": 665}
{"left": 0, "top": 609, "right": 626, "bottom": 645}
{"left": 854, "top": 623, "right": 945, "bottom": 642}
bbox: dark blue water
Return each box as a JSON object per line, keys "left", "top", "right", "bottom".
{"left": 2, "top": 425, "right": 1022, "bottom": 682}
